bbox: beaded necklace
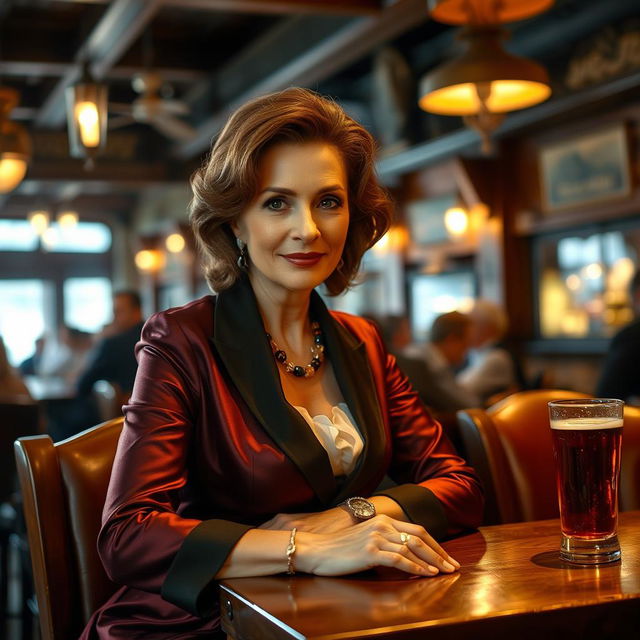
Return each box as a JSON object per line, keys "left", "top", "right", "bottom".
{"left": 266, "top": 321, "right": 325, "bottom": 378}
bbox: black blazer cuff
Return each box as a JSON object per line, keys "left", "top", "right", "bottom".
{"left": 374, "top": 484, "right": 448, "bottom": 539}
{"left": 161, "top": 519, "right": 253, "bottom": 617}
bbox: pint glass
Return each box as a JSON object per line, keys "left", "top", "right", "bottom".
{"left": 548, "top": 398, "right": 623, "bottom": 564}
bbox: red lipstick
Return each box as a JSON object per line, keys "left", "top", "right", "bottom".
{"left": 282, "top": 252, "right": 324, "bottom": 267}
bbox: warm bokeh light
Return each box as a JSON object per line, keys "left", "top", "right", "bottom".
{"left": 58, "top": 210, "right": 79, "bottom": 228}
{"left": 444, "top": 206, "right": 469, "bottom": 237}
{"left": 371, "top": 226, "right": 409, "bottom": 255}
{"left": 165, "top": 233, "right": 185, "bottom": 253}
{"left": 135, "top": 249, "right": 165, "bottom": 272}
{"left": 41, "top": 225, "right": 59, "bottom": 249}
{"left": 74, "top": 101, "right": 100, "bottom": 147}
{"left": 28, "top": 210, "right": 49, "bottom": 235}
{"left": 419, "top": 80, "right": 551, "bottom": 116}
{"left": 583, "top": 262, "right": 603, "bottom": 280}
{"left": 0, "top": 155, "right": 28, "bottom": 193}
{"left": 565, "top": 274, "right": 582, "bottom": 291}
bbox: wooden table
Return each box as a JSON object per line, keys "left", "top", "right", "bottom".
{"left": 220, "top": 511, "right": 640, "bottom": 639}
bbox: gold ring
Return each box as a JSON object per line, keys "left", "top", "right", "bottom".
{"left": 400, "top": 532, "right": 410, "bottom": 545}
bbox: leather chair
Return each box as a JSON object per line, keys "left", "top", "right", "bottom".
{"left": 457, "top": 390, "right": 640, "bottom": 525}
{"left": 14, "top": 416, "right": 124, "bottom": 640}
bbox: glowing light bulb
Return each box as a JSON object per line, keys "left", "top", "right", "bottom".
{"left": 75, "top": 101, "right": 100, "bottom": 147}
{"left": 165, "top": 233, "right": 185, "bottom": 253}
{"left": 444, "top": 207, "right": 469, "bottom": 237}
{"left": 28, "top": 210, "right": 49, "bottom": 235}
{"left": 58, "top": 211, "right": 79, "bottom": 228}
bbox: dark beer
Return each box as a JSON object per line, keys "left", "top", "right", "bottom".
{"left": 551, "top": 418, "right": 622, "bottom": 539}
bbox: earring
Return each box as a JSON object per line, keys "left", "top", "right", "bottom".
{"left": 236, "top": 237, "right": 248, "bottom": 270}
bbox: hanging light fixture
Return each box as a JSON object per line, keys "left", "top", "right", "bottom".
{"left": 0, "top": 87, "right": 32, "bottom": 194}
{"left": 421, "top": 1, "right": 553, "bottom": 153}
{"left": 428, "top": 0, "right": 554, "bottom": 25}
{"left": 65, "top": 63, "right": 108, "bottom": 167}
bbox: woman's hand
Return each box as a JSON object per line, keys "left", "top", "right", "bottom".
{"left": 294, "top": 514, "right": 460, "bottom": 578}
{"left": 258, "top": 506, "right": 353, "bottom": 534}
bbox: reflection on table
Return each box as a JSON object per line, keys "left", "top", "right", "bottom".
{"left": 220, "top": 511, "right": 640, "bottom": 639}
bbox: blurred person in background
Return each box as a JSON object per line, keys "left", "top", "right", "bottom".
{"left": 403, "top": 311, "right": 480, "bottom": 413}
{"left": 76, "top": 290, "right": 144, "bottom": 398}
{"left": 18, "top": 334, "right": 46, "bottom": 376}
{"left": 0, "top": 336, "right": 31, "bottom": 401}
{"left": 36, "top": 325, "right": 93, "bottom": 384}
{"left": 456, "top": 299, "right": 522, "bottom": 405}
{"left": 596, "top": 270, "right": 640, "bottom": 403}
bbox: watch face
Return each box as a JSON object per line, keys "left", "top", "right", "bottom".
{"left": 348, "top": 497, "right": 376, "bottom": 519}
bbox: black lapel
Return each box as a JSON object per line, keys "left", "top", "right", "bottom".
{"left": 310, "top": 294, "right": 387, "bottom": 505}
{"left": 211, "top": 277, "right": 336, "bottom": 504}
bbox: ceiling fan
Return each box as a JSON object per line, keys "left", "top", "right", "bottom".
{"left": 108, "top": 71, "right": 196, "bottom": 142}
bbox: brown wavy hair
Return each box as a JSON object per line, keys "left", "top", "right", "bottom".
{"left": 189, "top": 87, "right": 393, "bottom": 295}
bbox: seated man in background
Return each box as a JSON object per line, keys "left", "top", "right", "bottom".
{"left": 77, "top": 290, "right": 145, "bottom": 398}
{"left": 403, "top": 311, "right": 481, "bottom": 413}
{"left": 457, "top": 299, "right": 521, "bottom": 406}
{"left": 596, "top": 270, "right": 640, "bottom": 403}
{"left": 48, "top": 291, "right": 144, "bottom": 441}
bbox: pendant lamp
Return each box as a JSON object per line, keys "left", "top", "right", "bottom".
{"left": 428, "top": 0, "right": 554, "bottom": 25}
{"left": 419, "top": 27, "right": 551, "bottom": 152}
{"left": 66, "top": 63, "right": 108, "bottom": 167}
{"left": 0, "top": 87, "right": 31, "bottom": 194}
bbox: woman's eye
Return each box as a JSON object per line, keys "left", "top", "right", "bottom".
{"left": 264, "top": 197, "right": 287, "bottom": 211}
{"left": 319, "top": 196, "right": 342, "bottom": 209}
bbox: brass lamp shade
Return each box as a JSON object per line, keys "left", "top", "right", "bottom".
{"left": 428, "top": 0, "right": 554, "bottom": 25}
{"left": 0, "top": 87, "right": 31, "bottom": 193}
{"left": 65, "top": 69, "right": 108, "bottom": 160}
{"left": 419, "top": 28, "right": 550, "bottom": 116}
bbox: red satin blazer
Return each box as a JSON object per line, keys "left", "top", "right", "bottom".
{"left": 81, "top": 278, "right": 483, "bottom": 639}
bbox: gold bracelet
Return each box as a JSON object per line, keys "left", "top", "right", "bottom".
{"left": 286, "top": 527, "right": 297, "bottom": 575}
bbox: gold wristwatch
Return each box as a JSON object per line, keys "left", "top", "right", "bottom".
{"left": 339, "top": 496, "right": 376, "bottom": 522}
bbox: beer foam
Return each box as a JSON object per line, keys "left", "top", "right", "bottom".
{"left": 550, "top": 417, "right": 623, "bottom": 430}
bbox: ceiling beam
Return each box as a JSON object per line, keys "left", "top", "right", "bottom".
{"left": 0, "top": 60, "right": 205, "bottom": 84}
{"left": 51, "top": 0, "right": 383, "bottom": 16}
{"left": 174, "top": 0, "right": 429, "bottom": 159}
{"left": 34, "top": 0, "right": 163, "bottom": 128}
{"left": 163, "top": 0, "right": 382, "bottom": 15}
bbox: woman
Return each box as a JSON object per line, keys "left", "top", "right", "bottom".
{"left": 82, "top": 88, "right": 483, "bottom": 639}
{"left": 0, "top": 337, "right": 31, "bottom": 401}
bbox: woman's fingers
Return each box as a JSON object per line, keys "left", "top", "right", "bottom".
{"left": 396, "top": 521, "right": 460, "bottom": 569}
{"left": 379, "top": 538, "right": 440, "bottom": 575}
{"left": 374, "top": 548, "right": 438, "bottom": 576}
{"left": 398, "top": 533, "right": 456, "bottom": 573}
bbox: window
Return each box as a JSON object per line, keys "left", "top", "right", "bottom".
{"left": 64, "top": 278, "right": 112, "bottom": 333}
{"left": 536, "top": 223, "right": 640, "bottom": 339}
{"left": 43, "top": 221, "right": 112, "bottom": 253}
{"left": 409, "top": 271, "right": 475, "bottom": 341}
{"left": 0, "top": 220, "right": 39, "bottom": 251}
{"left": 0, "top": 280, "right": 48, "bottom": 365}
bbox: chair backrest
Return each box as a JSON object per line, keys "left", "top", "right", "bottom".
{"left": 458, "top": 389, "right": 640, "bottom": 525}
{"left": 457, "top": 389, "right": 591, "bottom": 524}
{"left": 620, "top": 405, "right": 640, "bottom": 511}
{"left": 14, "top": 416, "right": 124, "bottom": 640}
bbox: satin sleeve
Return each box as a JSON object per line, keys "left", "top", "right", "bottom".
{"left": 371, "top": 331, "right": 484, "bottom": 538}
{"left": 97, "top": 311, "right": 252, "bottom": 617}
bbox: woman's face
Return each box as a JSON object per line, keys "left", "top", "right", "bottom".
{"left": 233, "top": 141, "right": 350, "bottom": 297}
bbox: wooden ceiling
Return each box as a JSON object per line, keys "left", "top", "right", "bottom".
{"left": 0, "top": 0, "right": 637, "bottom": 219}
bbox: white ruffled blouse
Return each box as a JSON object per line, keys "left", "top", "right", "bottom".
{"left": 294, "top": 403, "right": 364, "bottom": 477}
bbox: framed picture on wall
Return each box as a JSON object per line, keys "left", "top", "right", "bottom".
{"left": 539, "top": 124, "right": 631, "bottom": 213}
